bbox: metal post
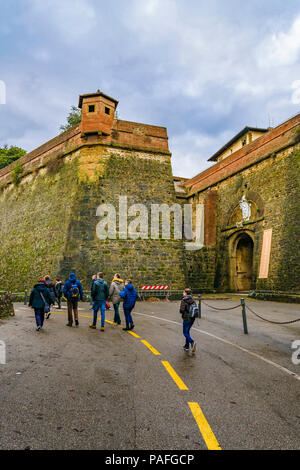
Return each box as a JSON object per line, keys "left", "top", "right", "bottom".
{"left": 198, "top": 294, "right": 201, "bottom": 319}
{"left": 241, "top": 298, "right": 248, "bottom": 334}
{"left": 24, "top": 286, "right": 28, "bottom": 305}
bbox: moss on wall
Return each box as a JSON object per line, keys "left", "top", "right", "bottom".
{"left": 0, "top": 145, "right": 186, "bottom": 291}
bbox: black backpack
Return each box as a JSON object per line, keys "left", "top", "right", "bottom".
{"left": 188, "top": 301, "right": 199, "bottom": 319}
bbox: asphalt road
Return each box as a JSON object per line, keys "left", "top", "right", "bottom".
{"left": 0, "top": 299, "right": 299, "bottom": 450}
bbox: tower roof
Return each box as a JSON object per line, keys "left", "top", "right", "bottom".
{"left": 78, "top": 90, "right": 119, "bottom": 109}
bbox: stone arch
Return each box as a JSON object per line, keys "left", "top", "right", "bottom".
{"left": 227, "top": 230, "right": 254, "bottom": 291}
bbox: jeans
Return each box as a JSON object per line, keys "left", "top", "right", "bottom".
{"left": 113, "top": 303, "right": 121, "bottom": 324}
{"left": 34, "top": 308, "right": 45, "bottom": 328}
{"left": 183, "top": 318, "right": 195, "bottom": 347}
{"left": 123, "top": 308, "right": 134, "bottom": 329}
{"left": 93, "top": 300, "right": 106, "bottom": 327}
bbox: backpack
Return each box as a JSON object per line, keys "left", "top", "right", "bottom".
{"left": 189, "top": 301, "right": 199, "bottom": 319}
{"left": 70, "top": 282, "right": 79, "bottom": 299}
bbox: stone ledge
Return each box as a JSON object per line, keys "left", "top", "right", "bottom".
{"left": 249, "top": 290, "right": 300, "bottom": 304}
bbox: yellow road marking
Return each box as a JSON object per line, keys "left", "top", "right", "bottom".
{"left": 141, "top": 340, "right": 161, "bottom": 356}
{"left": 188, "top": 402, "right": 222, "bottom": 450}
{"left": 161, "top": 361, "right": 189, "bottom": 390}
{"left": 129, "top": 331, "right": 141, "bottom": 338}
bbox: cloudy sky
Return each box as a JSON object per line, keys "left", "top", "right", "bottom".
{"left": 0, "top": 0, "right": 300, "bottom": 177}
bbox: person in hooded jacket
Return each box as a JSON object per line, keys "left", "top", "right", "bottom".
{"left": 180, "top": 288, "right": 197, "bottom": 352}
{"left": 29, "top": 279, "right": 54, "bottom": 331}
{"left": 90, "top": 272, "right": 109, "bottom": 331}
{"left": 119, "top": 280, "right": 137, "bottom": 331}
{"left": 55, "top": 278, "right": 63, "bottom": 309}
{"left": 63, "top": 273, "right": 83, "bottom": 327}
{"left": 108, "top": 273, "right": 124, "bottom": 325}
{"left": 44, "top": 275, "right": 56, "bottom": 318}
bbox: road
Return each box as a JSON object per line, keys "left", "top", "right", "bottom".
{"left": 0, "top": 299, "right": 299, "bottom": 450}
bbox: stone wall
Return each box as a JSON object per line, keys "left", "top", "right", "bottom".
{"left": 0, "top": 142, "right": 186, "bottom": 291}
{"left": 185, "top": 145, "right": 300, "bottom": 293}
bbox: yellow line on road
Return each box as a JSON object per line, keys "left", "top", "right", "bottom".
{"left": 161, "top": 361, "right": 189, "bottom": 390}
{"left": 141, "top": 340, "right": 161, "bottom": 355}
{"left": 188, "top": 402, "right": 222, "bottom": 450}
{"left": 129, "top": 331, "right": 141, "bottom": 338}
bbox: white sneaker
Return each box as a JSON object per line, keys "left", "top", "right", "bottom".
{"left": 191, "top": 342, "right": 197, "bottom": 353}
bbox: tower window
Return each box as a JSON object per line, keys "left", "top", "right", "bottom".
{"left": 88, "top": 104, "right": 95, "bottom": 113}
{"left": 104, "top": 106, "right": 110, "bottom": 115}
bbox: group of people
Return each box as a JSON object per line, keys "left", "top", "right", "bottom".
{"left": 28, "top": 272, "right": 138, "bottom": 333}
{"left": 29, "top": 273, "right": 198, "bottom": 353}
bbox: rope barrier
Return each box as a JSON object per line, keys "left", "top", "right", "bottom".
{"left": 245, "top": 304, "right": 300, "bottom": 325}
{"left": 202, "top": 300, "right": 241, "bottom": 311}
{"left": 202, "top": 298, "right": 300, "bottom": 325}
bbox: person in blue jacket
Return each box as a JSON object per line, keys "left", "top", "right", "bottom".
{"left": 63, "top": 273, "right": 83, "bottom": 327}
{"left": 29, "top": 279, "right": 54, "bottom": 331}
{"left": 120, "top": 279, "right": 138, "bottom": 331}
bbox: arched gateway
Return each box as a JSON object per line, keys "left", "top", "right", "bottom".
{"left": 229, "top": 231, "right": 254, "bottom": 292}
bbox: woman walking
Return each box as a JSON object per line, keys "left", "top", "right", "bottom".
{"left": 109, "top": 273, "right": 124, "bottom": 325}
{"left": 29, "top": 279, "right": 54, "bottom": 331}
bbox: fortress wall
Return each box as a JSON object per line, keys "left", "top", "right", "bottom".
{"left": 185, "top": 145, "right": 300, "bottom": 293}
{"left": 0, "top": 142, "right": 186, "bottom": 291}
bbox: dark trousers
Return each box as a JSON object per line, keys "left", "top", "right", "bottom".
{"left": 34, "top": 308, "right": 45, "bottom": 328}
{"left": 183, "top": 318, "right": 195, "bottom": 347}
{"left": 67, "top": 299, "right": 78, "bottom": 325}
{"left": 56, "top": 295, "right": 62, "bottom": 309}
{"left": 113, "top": 303, "right": 121, "bottom": 324}
{"left": 123, "top": 308, "right": 133, "bottom": 329}
{"left": 55, "top": 295, "right": 61, "bottom": 309}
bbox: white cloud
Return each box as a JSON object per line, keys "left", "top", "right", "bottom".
{"left": 257, "top": 15, "right": 300, "bottom": 67}
{"left": 291, "top": 80, "right": 300, "bottom": 104}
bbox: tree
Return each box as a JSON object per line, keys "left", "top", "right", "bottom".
{"left": 0, "top": 145, "right": 27, "bottom": 170}
{"left": 60, "top": 105, "right": 82, "bottom": 133}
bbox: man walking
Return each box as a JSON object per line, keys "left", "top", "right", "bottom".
{"left": 63, "top": 273, "right": 83, "bottom": 327}
{"left": 180, "top": 288, "right": 197, "bottom": 353}
{"left": 90, "top": 272, "right": 108, "bottom": 331}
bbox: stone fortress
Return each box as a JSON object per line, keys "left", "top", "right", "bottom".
{"left": 0, "top": 91, "right": 299, "bottom": 299}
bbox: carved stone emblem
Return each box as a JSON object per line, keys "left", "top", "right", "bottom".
{"left": 239, "top": 195, "right": 251, "bottom": 221}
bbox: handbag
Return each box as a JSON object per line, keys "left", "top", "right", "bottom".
{"left": 40, "top": 292, "right": 50, "bottom": 314}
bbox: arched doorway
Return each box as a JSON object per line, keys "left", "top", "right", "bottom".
{"left": 235, "top": 233, "right": 254, "bottom": 291}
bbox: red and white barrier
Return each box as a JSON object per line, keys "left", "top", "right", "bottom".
{"left": 140, "top": 285, "right": 169, "bottom": 290}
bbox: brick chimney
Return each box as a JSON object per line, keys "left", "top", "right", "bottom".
{"left": 78, "top": 90, "right": 119, "bottom": 136}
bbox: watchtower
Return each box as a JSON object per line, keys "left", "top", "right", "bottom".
{"left": 78, "top": 90, "right": 119, "bottom": 136}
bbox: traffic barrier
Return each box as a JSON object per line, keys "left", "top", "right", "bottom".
{"left": 140, "top": 286, "right": 169, "bottom": 290}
